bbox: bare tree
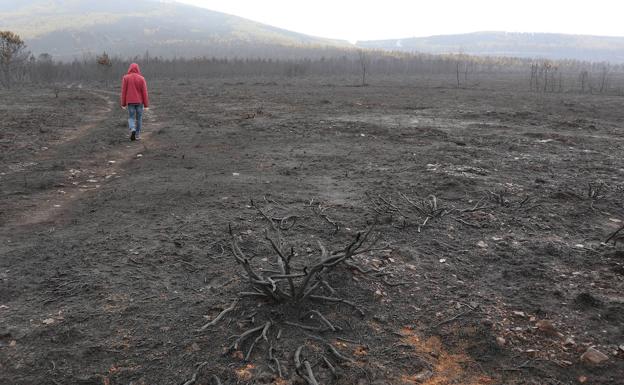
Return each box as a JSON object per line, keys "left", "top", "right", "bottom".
{"left": 35, "top": 53, "right": 57, "bottom": 84}
{"left": 542, "top": 61, "right": 552, "bottom": 93}
{"left": 0, "top": 31, "right": 29, "bottom": 89}
{"left": 357, "top": 49, "right": 368, "bottom": 86}
{"left": 579, "top": 70, "right": 589, "bottom": 93}
{"left": 599, "top": 64, "right": 610, "bottom": 93}
{"left": 530, "top": 63, "right": 539, "bottom": 91}
{"left": 96, "top": 52, "right": 113, "bottom": 84}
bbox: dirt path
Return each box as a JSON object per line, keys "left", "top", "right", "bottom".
{"left": 1, "top": 90, "right": 164, "bottom": 228}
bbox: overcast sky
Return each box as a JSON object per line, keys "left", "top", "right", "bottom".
{"left": 174, "top": 0, "right": 624, "bottom": 42}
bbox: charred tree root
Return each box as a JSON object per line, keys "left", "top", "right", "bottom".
{"left": 224, "top": 201, "right": 378, "bottom": 312}
{"left": 294, "top": 336, "right": 355, "bottom": 384}
{"left": 198, "top": 299, "right": 239, "bottom": 330}
{"left": 197, "top": 202, "right": 379, "bottom": 383}
{"left": 182, "top": 362, "right": 221, "bottom": 385}
{"left": 295, "top": 345, "right": 321, "bottom": 385}
{"left": 606, "top": 224, "right": 624, "bottom": 245}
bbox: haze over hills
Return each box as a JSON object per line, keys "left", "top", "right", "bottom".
{"left": 0, "top": 0, "right": 350, "bottom": 60}
{"left": 357, "top": 32, "right": 624, "bottom": 63}
{"left": 2, "top": 1, "right": 624, "bottom": 63}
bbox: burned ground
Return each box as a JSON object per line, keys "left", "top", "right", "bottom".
{"left": 1, "top": 77, "right": 623, "bottom": 384}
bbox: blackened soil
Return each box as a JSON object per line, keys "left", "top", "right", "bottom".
{"left": 1, "top": 78, "right": 623, "bottom": 385}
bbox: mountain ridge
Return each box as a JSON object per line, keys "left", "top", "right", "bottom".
{"left": 3, "top": 2, "right": 624, "bottom": 63}
{"left": 0, "top": 0, "right": 350, "bottom": 60}
{"left": 356, "top": 31, "right": 624, "bottom": 63}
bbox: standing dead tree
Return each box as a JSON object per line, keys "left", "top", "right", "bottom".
{"left": 579, "top": 70, "right": 589, "bottom": 93}
{"left": 96, "top": 52, "right": 113, "bottom": 85}
{"left": 0, "top": 31, "right": 29, "bottom": 89}
{"left": 530, "top": 63, "right": 539, "bottom": 91}
{"left": 542, "top": 61, "right": 552, "bottom": 93}
{"left": 599, "top": 64, "right": 610, "bottom": 93}
{"left": 357, "top": 49, "right": 369, "bottom": 86}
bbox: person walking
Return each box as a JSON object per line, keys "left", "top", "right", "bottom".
{"left": 120, "top": 63, "right": 150, "bottom": 141}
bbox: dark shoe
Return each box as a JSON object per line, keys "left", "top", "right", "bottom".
{"left": 130, "top": 131, "right": 136, "bottom": 141}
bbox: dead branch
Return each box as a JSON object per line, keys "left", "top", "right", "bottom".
{"left": 245, "top": 322, "right": 271, "bottom": 360}
{"left": 431, "top": 308, "right": 474, "bottom": 329}
{"left": 606, "top": 224, "right": 624, "bottom": 244}
{"left": 199, "top": 300, "right": 239, "bottom": 331}
{"left": 286, "top": 321, "right": 323, "bottom": 332}
{"left": 312, "top": 203, "right": 339, "bottom": 233}
{"left": 303, "top": 361, "right": 320, "bottom": 385}
{"left": 309, "top": 295, "right": 364, "bottom": 316}
{"left": 181, "top": 362, "right": 209, "bottom": 385}
{"left": 323, "top": 355, "right": 337, "bottom": 377}
{"left": 268, "top": 345, "right": 283, "bottom": 378}
{"left": 305, "top": 310, "right": 342, "bottom": 332}
{"left": 294, "top": 345, "right": 304, "bottom": 372}
{"left": 232, "top": 322, "right": 271, "bottom": 351}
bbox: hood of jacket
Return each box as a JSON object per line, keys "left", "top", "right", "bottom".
{"left": 127, "top": 63, "right": 141, "bottom": 74}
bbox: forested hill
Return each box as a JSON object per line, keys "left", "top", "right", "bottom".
{"left": 357, "top": 32, "right": 624, "bottom": 63}
{"left": 0, "top": 0, "right": 350, "bottom": 61}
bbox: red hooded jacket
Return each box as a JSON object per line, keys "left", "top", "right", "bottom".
{"left": 121, "top": 63, "right": 149, "bottom": 107}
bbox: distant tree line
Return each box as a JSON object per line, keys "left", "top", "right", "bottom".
{"left": 3, "top": 30, "right": 624, "bottom": 95}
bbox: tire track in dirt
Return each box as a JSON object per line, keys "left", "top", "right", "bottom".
{"left": 0, "top": 90, "right": 165, "bottom": 229}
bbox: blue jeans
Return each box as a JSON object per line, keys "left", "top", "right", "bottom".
{"left": 128, "top": 104, "right": 144, "bottom": 136}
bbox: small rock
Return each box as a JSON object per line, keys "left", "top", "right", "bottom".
{"left": 477, "top": 241, "right": 488, "bottom": 248}
{"left": 619, "top": 345, "right": 624, "bottom": 353}
{"left": 512, "top": 311, "right": 526, "bottom": 318}
{"left": 306, "top": 247, "right": 312, "bottom": 253}
{"left": 526, "top": 349, "right": 539, "bottom": 358}
{"left": 232, "top": 172, "right": 240, "bottom": 176}
{"left": 536, "top": 320, "right": 559, "bottom": 336}
{"left": 563, "top": 337, "right": 576, "bottom": 347}
{"left": 373, "top": 314, "right": 388, "bottom": 323}
{"left": 42, "top": 318, "right": 55, "bottom": 325}
{"left": 136, "top": 154, "right": 143, "bottom": 158}
{"left": 412, "top": 370, "right": 433, "bottom": 382}
{"left": 439, "top": 258, "right": 447, "bottom": 263}
{"left": 581, "top": 347, "right": 609, "bottom": 365}
{"left": 578, "top": 375, "right": 588, "bottom": 383}
{"left": 496, "top": 336, "right": 506, "bottom": 347}
{"left": 374, "top": 289, "right": 383, "bottom": 298}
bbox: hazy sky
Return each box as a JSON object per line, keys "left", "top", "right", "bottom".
{"left": 174, "top": 0, "right": 624, "bottom": 42}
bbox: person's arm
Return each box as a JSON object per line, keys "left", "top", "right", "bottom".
{"left": 121, "top": 76, "right": 128, "bottom": 108}
{"left": 142, "top": 78, "right": 150, "bottom": 108}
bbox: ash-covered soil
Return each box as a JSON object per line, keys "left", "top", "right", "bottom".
{"left": 1, "top": 77, "right": 623, "bottom": 385}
